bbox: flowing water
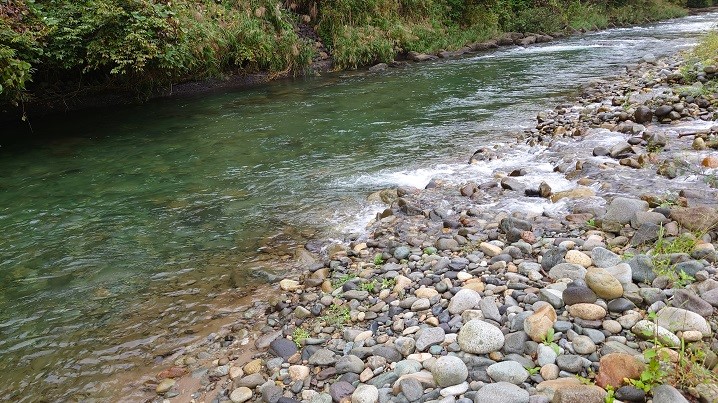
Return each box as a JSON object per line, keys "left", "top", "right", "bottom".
{"left": 1, "top": 13, "right": 716, "bottom": 401}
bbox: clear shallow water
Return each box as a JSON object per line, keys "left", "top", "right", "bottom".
{"left": 1, "top": 13, "right": 716, "bottom": 401}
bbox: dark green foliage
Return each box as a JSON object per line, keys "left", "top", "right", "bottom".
{"left": 0, "top": 0, "right": 689, "bottom": 105}
{"left": 0, "top": 0, "right": 312, "bottom": 104}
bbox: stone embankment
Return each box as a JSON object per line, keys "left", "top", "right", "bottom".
{"left": 144, "top": 51, "right": 718, "bottom": 403}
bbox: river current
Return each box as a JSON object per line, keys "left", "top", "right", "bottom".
{"left": 1, "top": 13, "right": 716, "bottom": 401}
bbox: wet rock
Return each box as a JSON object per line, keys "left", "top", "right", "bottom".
{"left": 156, "top": 378, "right": 175, "bottom": 394}
{"left": 654, "top": 105, "right": 673, "bottom": 117}
{"left": 634, "top": 106, "right": 653, "bottom": 123}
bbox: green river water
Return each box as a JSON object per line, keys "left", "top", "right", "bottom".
{"left": 0, "top": 13, "right": 716, "bottom": 401}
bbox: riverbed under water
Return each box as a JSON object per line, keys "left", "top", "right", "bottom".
{"left": 1, "top": 13, "right": 716, "bottom": 401}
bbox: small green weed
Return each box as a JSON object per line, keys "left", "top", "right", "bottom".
{"left": 650, "top": 227, "right": 698, "bottom": 287}
{"left": 627, "top": 347, "right": 669, "bottom": 392}
{"left": 332, "top": 273, "right": 357, "bottom": 289}
{"left": 586, "top": 218, "right": 597, "bottom": 228}
{"left": 292, "top": 327, "right": 310, "bottom": 347}
{"left": 322, "top": 304, "right": 351, "bottom": 328}
{"left": 527, "top": 366, "right": 540, "bottom": 375}
{"left": 373, "top": 253, "right": 384, "bottom": 266}
{"left": 604, "top": 385, "right": 615, "bottom": 403}
{"left": 360, "top": 280, "right": 376, "bottom": 293}
{"left": 381, "top": 278, "right": 396, "bottom": 289}
{"left": 627, "top": 311, "right": 668, "bottom": 393}
{"left": 542, "top": 328, "right": 560, "bottom": 355}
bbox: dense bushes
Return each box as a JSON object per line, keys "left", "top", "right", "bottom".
{"left": 317, "top": 0, "right": 688, "bottom": 69}
{"left": 0, "top": 0, "right": 695, "bottom": 105}
{"left": 0, "top": 0, "right": 312, "bottom": 104}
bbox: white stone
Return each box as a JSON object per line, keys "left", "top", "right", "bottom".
{"left": 230, "top": 387, "right": 252, "bottom": 403}
{"left": 351, "top": 384, "right": 379, "bottom": 403}
{"left": 458, "top": 319, "right": 505, "bottom": 354}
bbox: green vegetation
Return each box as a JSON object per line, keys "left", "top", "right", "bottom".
{"left": 542, "top": 327, "right": 560, "bottom": 355}
{"left": 381, "top": 277, "right": 396, "bottom": 289}
{"left": 0, "top": 0, "right": 312, "bottom": 105}
{"left": 332, "top": 273, "right": 357, "bottom": 289}
{"left": 373, "top": 253, "right": 385, "bottom": 266}
{"left": 360, "top": 279, "right": 376, "bottom": 292}
{"left": 292, "top": 327, "right": 310, "bottom": 347}
{"left": 0, "top": 0, "right": 692, "bottom": 106}
{"left": 649, "top": 227, "right": 698, "bottom": 287}
{"left": 322, "top": 303, "right": 351, "bottom": 327}
{"left": 628, "top": 346, "right": 670, "bottom": 392}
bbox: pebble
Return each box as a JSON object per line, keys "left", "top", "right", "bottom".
{"left": 486, "top": 360, "right": 530, "bottom": 384}
{"left": 585, "top": 267, "right": 624, "bottom": 299}
{"left": 351, "top": 384, "right": 379, "bottom": 403}
{"left": 458, "top": 319, "right": 505, "bottom": 353}
{"left": 229, "top": 387, "right": 252, "bottom": 403}
{"left": 448, "top": 289, "right": 481, "bottom": 314}
{"left": 473, "top": 381, "right": 530, "bottom": 403}
{"left": 140, "top": 51, "right": 718, "bottom": 403}
{"left": 430, "top": 355, "right": 468, "bottom": 387}
{"left": 568, "top": 303, "right": 606, "bottom": 321}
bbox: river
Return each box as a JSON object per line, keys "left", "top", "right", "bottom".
{"left": 0, "top": 12, "right": 716, "bottom": 401}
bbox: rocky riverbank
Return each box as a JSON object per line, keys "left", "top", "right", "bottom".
{"left": 133, "top": 49, "right": 718, "bottom": 403}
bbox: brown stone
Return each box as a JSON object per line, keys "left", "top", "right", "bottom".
{"left": 550, "top": 187, "right": 596, "bottom": 202}
{"left": 670, "top": 206, "right": 718, "bottom": 232}
{"left": 702, "top": 156, "right": 718, "bottom": 168}
{"left": 524, "top": 304, "right": 558, "bottom": 342}
{"left": 595, "top": 353, "right": 645, "bottom": 388}
{"left": 536, "top": 378, "right": 582, "bottom": 400}
{"left": 157, "top": 366, "right": 187, "bottom": 380}
{"left": 553, "top": 385, "right": 607, "bottom": 403}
